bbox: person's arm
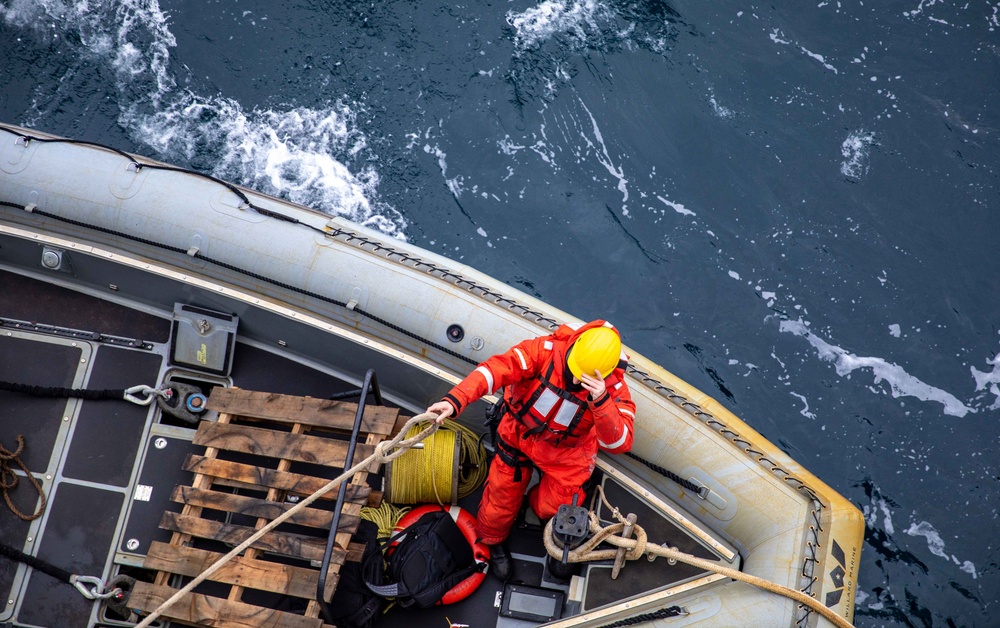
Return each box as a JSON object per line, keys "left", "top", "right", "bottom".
{"left": 582, "top": 371, "right": 635, "bottom": 454}
{"left": 428, "top": 336, "right": 546, "bottom": 419}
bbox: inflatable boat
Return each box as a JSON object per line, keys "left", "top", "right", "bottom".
{"left": 0, "top": 123, "right": 863, "bottom": 628}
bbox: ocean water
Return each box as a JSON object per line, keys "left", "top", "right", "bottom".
{"left": 1, "top": 0, "right": 998, "bottom": 625}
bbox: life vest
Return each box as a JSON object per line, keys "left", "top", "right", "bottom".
{"left": 509, "top": 359, "right": 590, "bottom": 445}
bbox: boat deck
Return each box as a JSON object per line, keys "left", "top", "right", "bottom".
{"left": 1, "top": 268, "right": 722, "bottom": 628}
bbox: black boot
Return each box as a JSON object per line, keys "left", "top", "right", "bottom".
{"left": 489, "top": 542, "right": 513, "bottom": 581}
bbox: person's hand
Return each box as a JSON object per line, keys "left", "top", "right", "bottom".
{"left": 426, "top": 401, "right": 454, "bottom": 424}
{"left": 579, "top": 369, "right": 607, "bottom": 401}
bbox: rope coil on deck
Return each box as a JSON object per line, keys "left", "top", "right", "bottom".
{"left": 387, "top": 420, "right": 488, "bottom": 504}
{"left": 542, "top": 488, "right": 856, "bottom": 628}
{"left": 1, "top": 436, "right": 47, "bottom": 521}
{"left": 133, "top": 412, "right": 442, "bottom": 628}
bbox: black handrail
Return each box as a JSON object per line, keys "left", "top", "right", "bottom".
{"left": 317, "top": 368, "right": 383, "bottom": 621}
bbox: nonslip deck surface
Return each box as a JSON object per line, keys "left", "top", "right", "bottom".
{"left": 1, "top": 335, "right": 161, "bottom": 627}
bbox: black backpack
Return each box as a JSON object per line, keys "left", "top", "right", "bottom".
{"left": 363, "top": 510, "right": 482, "bottom": 608}
{"left": 326, "top": 519, "right": 385, "bottom": 628}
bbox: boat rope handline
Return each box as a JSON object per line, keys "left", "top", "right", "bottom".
{"left": 0, "top": 380, "right": 164, "bottom": 405}
{"left": 0, "top": 126, "right": 558, "bottom": 333}
{"left": 132, "top": 412, "right": 442, "bottom": 628}
{"left": 543, "top": 487, "right": 855, "bottom": 628}
{"left": 0, "top": 541, "right": 122, "bottom": 601}
{"left": 1, "top": 436, "right": 47, "bottom": 521}
{"left": 594, "top": 606, "right": 688, "bottom": 627}
{"left": 623, "top": 451, "right": 704, "bottom": 495}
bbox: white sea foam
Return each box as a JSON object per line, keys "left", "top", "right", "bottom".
{"left": 769, "top": 27, "right": 837, "bottom": 73}
{"left": 863, "top": 496, "right": 895, "bottom": 535}
{"left": 800, "top": 47, "right": 838, "bottom": 73}
{"left": 888, "top": 324, "right": 901, "bottom": 338}
{"left": 4, "top": 0, "right": 405, "bottom": 238}
{"left": 769, "top": 28, "right": 791, "bottom": 45}
{"left": 576, "top": 97, "right": 629, "bottom": 205}
{"left": 130, "top": 98, "right": 403, "bottom": 237}
{"left": 424, "top": 144, "right": 465, "bottom": 200}
{"left": 790, "top": 392, "right": 817, "bottom": 419}
{"left": 656, "top": 196, "right": 696, "bottom": 216}
{"left": 840, "top": 130, "right": 876, "bottom": 179}
{"left": 905, "top": 520, "right": 977, "bottom": 579}
{"left": 507, "top": 0, "right": 606, "bottom": 50}
{"left": 970, "top": 349, "right": 1000, "bottom": 410}
{"left": 709, "top": 95, "right": 736, "bottom": 119}
{"left": 778, "top": 319, "right": 973, "bottom": 417}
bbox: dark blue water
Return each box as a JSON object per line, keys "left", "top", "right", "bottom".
{"left": 2, "top": 1, "right": 998, "bottom": 625}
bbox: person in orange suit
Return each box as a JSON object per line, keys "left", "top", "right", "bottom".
{"left": 428, "top": 320, "right": 636, "bottom": 580}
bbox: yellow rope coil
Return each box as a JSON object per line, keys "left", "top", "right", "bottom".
{"left": 360, "top": 501, "right": 410, "bottom": 539}
{"left": 388, "top": 421, "right": 488, "bottom": 505}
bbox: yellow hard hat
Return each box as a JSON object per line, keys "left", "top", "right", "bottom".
{"left": 566, "top": 327, "right": 621, "bottom": 380}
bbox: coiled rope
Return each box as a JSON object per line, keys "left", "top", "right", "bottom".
{"left": 134, "top": 413, "right": 442, "bottom": 628}
{"left": 1, "top": 436, "right": 47, "bottom": 521}
{"left": 360, "top": 501, "right": 411, "bottom": 540}
{"left": 542, "top": 487, "right": 856, "bottom": 628}
{"left": 388, "top": 421, "right": 487, "bottom": 504}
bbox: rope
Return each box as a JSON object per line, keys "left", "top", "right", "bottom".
{"left": 453, "top": 421, "right": 489, "bottom": 499}
{"left": 542, "top": 488, "right": 855, "bottom": 628}
{"left": 388, "top": 421, "right": 488, "bottom": 504}
{"left": 0, "top": 436, "right": 47, "bottom": 521}
{"left": 0, "top": 380, "right": 126, "bottom": 401}
{"left": 0, "top": 542, "right": 72, "bottom": 583}
{"left": 0, "top": 541, "right": 120, "bottom": 600}
{"left": 12, "top": 202, "right": 479, "bottom": 367}
{"left": 360, "top": 501, "right": 411, "bottom": 540}
{"left": 134, "top": 413, "right": 442, "bottom": 628}
{"left": 595, "top": 606, "right": 687, "bottom": 627}
{"left": 624, "top": 451, "right": 704, "bottom": 495}
{"left": 389, "top": 425, "right": 457, "bottom": 504}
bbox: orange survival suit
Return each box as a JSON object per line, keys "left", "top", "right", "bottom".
{"left": 439, "top": 320, "right": 636, "bottom": 545}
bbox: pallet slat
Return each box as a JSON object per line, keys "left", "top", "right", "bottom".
{"left": 192, "top": 422, "right": 375, "bottom": 466}
{"left": 182, "top": 455, "right": 372, "bottom": 502}
{"left": 158, "top": 512, "right": 353, "bottom": 564}
{"left": 171, "top": 486, "right": 360, "bottom": 531}
{"left": 129, "top": 582, "right": 325, "bottom": 628}
{"left": 207, "top": 387, "right": 398, "bottom": 434}
{"left": 143, "top": 542, "right": 331, "bottom": 600}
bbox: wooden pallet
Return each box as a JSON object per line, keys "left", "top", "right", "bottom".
{"left": 129, "top": 387, "right": 399, "bottom": 628}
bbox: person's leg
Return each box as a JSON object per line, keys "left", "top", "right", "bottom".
{"left": 527, "top": 471, "right": 587, "bottom": 521}
{"left": 475, "top": 456, "right": 532, "bottom": 545}
{"left": 527, "top": 444, "right": 595, "bottom": 520}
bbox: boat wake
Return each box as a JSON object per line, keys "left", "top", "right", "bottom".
{"left": 1, "top": 0, "right": 407, "bottom": 238}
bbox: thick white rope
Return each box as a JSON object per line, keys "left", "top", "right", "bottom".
{"left": 134, "top": 413, "right": 440, "bottom": 628}
{"left": 543, "top": 487, "right": 855, "bottom": 628}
